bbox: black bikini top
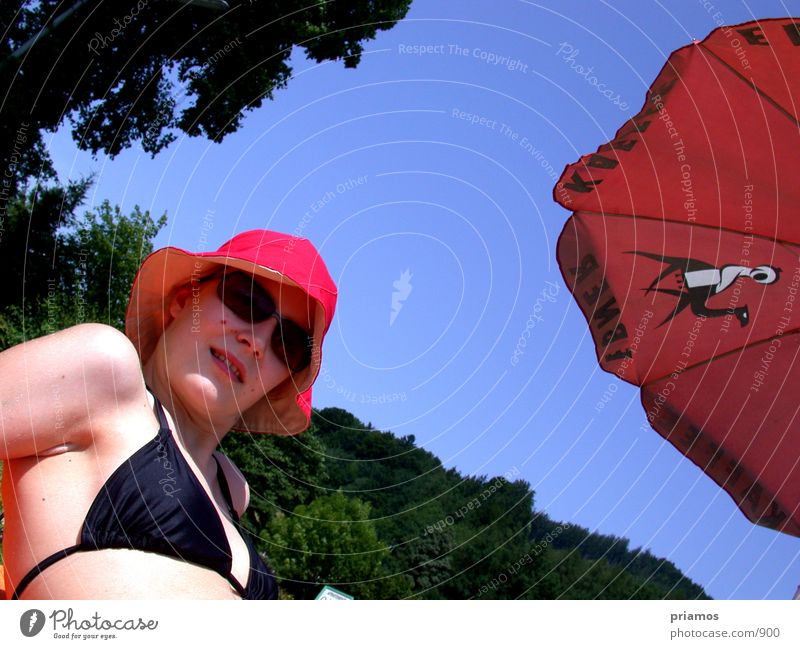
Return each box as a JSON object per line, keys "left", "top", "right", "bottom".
{"left": 12, "top": 391, "right": 278, "bottom": 600}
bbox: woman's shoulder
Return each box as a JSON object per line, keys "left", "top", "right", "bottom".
{"left": 59, "top": 322, "right": 139, "bottom": 360}
{"left": 3, "top": 322, "right": 139, "bottom": 370}
{"left": 25, "top": 323, "right": 144, "bottom": 405}
{"left": 0, "top": 323, "right": 147, "bottom": 460}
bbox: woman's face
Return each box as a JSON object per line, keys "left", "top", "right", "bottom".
{"left": 158, "top": 272, "right": 314, "bottom": 425}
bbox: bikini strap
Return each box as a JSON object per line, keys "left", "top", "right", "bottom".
{"left": 145, "top": 386, "right": 171, "bottom": 432}
{"left": 213, "top": 456, "right": 258, "bottom": 598}
{"left": 213, "top": 456, "right": 239, "bottom": 522}
{"left": 11, "top": 545, "right": 86, "bottom": 599}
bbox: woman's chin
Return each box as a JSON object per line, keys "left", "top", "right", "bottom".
{"left": 176, "top": 373, "right": 239, "bottom": 414}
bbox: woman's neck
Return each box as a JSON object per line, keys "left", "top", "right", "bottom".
{"left": 142, "top": 356, "right": 233, "bottom": 478}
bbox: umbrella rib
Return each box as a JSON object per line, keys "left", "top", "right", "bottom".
{"left": 639, "top": 330, "right": 800, "bottom": 388}
{"left": 697, "top": 41, "right": 800, "bottom": 129}
{"left": 579, "top": 209, "right": 799, "bottom": 249}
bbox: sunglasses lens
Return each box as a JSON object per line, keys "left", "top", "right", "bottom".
{"left": 218, "top": 272, "right": 275, "bottom": 322}
{"left": 273, "top": 321, "right": 312, "bottom": 372}
{"left": 219, "top": 272, "right": 312, "bottom": 372}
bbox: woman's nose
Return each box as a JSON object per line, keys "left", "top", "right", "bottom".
{"left": 236, "top": 316, "right": 278, "bottom": 360}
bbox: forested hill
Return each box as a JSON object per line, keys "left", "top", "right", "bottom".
{"left": 221, "top": 406, "right": 709, "bottom": 600}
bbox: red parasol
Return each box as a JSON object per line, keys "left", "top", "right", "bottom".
{"left": 554, "top": 17, "right": 800, "bottom": 537}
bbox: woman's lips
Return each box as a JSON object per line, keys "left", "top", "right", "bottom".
{"left": 210, "top": 347, "right": 245, "bottom": 383}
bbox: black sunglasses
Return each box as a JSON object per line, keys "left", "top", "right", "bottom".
{"left": 215, "top": 271, "right": 313, "bottom": 373}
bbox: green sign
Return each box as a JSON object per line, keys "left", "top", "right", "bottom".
{"left": 315, "top": 585, "right": 354, "bottom": 600}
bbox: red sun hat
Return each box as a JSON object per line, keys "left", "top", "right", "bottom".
{"left": 125, "top": 230, "right": 337, "bottom": 435}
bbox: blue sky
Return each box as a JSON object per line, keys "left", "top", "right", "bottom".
{"left": 48, "top": 0, "right": 800, "bottom": 599}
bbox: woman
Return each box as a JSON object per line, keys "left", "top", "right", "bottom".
{"left": 0, "top": 229, "right": 337, "bottom": 599}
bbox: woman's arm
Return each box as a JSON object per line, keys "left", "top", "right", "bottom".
{"left": 0, "top": 323, "right": 145, "bottom": 461}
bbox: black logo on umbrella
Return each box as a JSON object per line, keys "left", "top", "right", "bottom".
{"left": 19, "top": 609, "right": 46, "bottom": 637}
{"left": 629, "top": 251, "right": 780, "bottom": 327}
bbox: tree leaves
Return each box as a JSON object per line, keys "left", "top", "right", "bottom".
{"left": 0, "top": 178, "right": 166, "bottom": 347}
{"left": 1, "top": 0, "right": 412, "bottom": 190}
{"left": 231, "top": 407, "right": 710, "bottom": 599}
{"left": 261, "top": 491, "right": 413, "bottom": 600}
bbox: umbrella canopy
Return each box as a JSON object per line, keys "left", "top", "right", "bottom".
{"left": 554, "top": 17, "right": 800, "bottom": 537}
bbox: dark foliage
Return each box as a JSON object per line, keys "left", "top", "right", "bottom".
{"left": 222, "top": 405, "right": 711, "bottom": 599}
{"left": 0, "top": 178, "right": 166, "bottom": 348}
{"left": 0, "top": 0, "right": 411, "bottom": 195}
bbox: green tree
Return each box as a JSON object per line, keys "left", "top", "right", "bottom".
{"left": 262, "top": 491, "right": 413, "bottom": 599}
{"left": 403, "top": 524, "right": 454, "bottom": 597}
{"left": 530, "top": 517, "right": 708, "bottom": 599}
{"left": 0, "top": 182, "right": 166, "bottom": 348}
{"left": 310, "top": 406, "right": 710, "bottom": 599}
{"left": 0, "top": 178, "right": 92, "bottom": 318}
{"left": 62, "top": 200, "right": 167, "bottom": 330}
{"left": 220, "top": 421, "right": 330, "bottom": 532}
{"left": 0, "top": 0, "right": 412, "bottom": 194}
{"left": 531, "top": 548, "right": 672, "bottom": 599}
